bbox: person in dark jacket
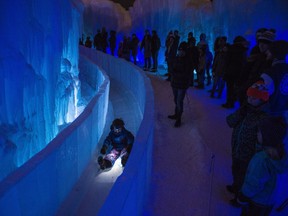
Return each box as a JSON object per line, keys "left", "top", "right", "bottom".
{"left": 222, "top": 36, "right": 248, "bottom": 108}
{"left": 260, "top": 40, "right": 288, "bottom": 152}
{"left": 98, "top": 118, "right": 134, "bottom": 170}
{"left": 260, "top": 40, "right": 288, "bottom": 119}
{"left": 93, "top": 30, "right": 102, "bottom": 50}
{"left": 238, "top": 29, "right": 275, "bottom": 105}
{"left": 226, "top": 81, "right": 269, "bottom": 205}
{"left": 108, "top": 30, "right": 117, "bottom": 56}
{"left": 130, "top": 33, "right": 140, "bottom": 65}
{"left": 140, "top": 29, "right": 152, "bottom": 71}
{"left": 210, "top": 36, "right": 228, "bottom": 98}
{"left": 165, "top": 34, "right": 179, "bottom": 81}
{"left": 168, "top": 42, "right": 192, "bottom": 127}
{"left": 84, "top": 36, "right": 92, "bottom": 48}
{"left": 150, "top": 30, "right": 161, "bottom": 72}
{"left": 238, "top": 116, "right": 288, "bottom": 216}
{"left": 186, "top": 32, "right": 199, "bottom": 87}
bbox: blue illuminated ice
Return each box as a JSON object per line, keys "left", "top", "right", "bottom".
{"left": 0, "top": 0, "right": 83, "bottom": 179}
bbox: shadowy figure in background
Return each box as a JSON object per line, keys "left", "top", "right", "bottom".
{"left": 101, "top": 27, "right": 108, "bottom": 53}
{"left": 196, "top": 45, "right": 207, "bottom": 89}
{"left": 168, "top": 42, "right": 192, "bottom": 127}
{"left": 186, "top": 32, "right": 199, "bottom": 87}
{"left": 109, "top": 30, "right": 117, "bottom": 56}
{"left": 226, "top": 81, "right": 269, "bottom": 206}
{"left": 79, "top": 34, "right": 84, "bottom": 46}
{"left": 150, "top": 30, "right": 161, "bottom": 72}
{"left": 238, "top": 116, "right": 288, "bottom": 216}
{"left": 205, "top": 47, "right": 213, "bottom": 86}
{"left": 222, "top": 36, "right": 248, "bottom": 108}
{"left": 84, "top": 36, "right": 92, "bottom": 48}
{"left": 122, "top": 36, "right": 131, "bottom": 61}
{"left": 174, "top": 30, "right": 180, "bottom": 49}
{"left": 93, "top": 30, "right": 102, "bottom": 51}
{"left": 140, "top": 29, "right": 152, "bottom": 71}
{"left": 195, "top": 33, "right": 208, "bottom": 86}
{"left": 165, "top": 32, "right": 178, "bottom": 81}
{"left": 130, "top": 33, "right": 140, "bottom": 65}
{"left": 210, "top": 36, "right": 228, "bottom": 98}
{"left": 98, "top": 119, "right": 134, "bottom": 170}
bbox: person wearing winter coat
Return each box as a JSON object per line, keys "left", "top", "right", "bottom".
{"left": 168, "top": 42, "right": 192, "bottom": 127}
{"left": 108, "top": 30, "right": 117, "bottom": 56}
{"left": 238, "top": 29, "right": 275, "bottom": 105}
{"left": 260, "top": 40, "right": 288, "bottom": 119}
{"left": 210, "top": 36, "right": 228, "bottom": 98}
{"left": 165, "top": 33, "right": 178, "bottom": 81}
{"left": 186, "top": 32, "right": 199, "bottom": 87}
{"left": 140, "top": 30, "right": 152, "bottom": 71}
{"left": 260, "top": 40, "right": 288, "bottom": 154}
{"left": 222, "top": 36, "right": 248, "bottom": 108}
{"left": 130, "top": 33, "right": 140, "bottom": 65}
{"left": 98, "top": 119, "right": 134, "bottom": 170}
{"left": 238, "top": 116, "right": 288, "bottom": 216}
{"left": 150, "top": 30, "right": 161, "bottom": 72}
{"left": 226, "top": 81, "right": 269, "bottom": 205}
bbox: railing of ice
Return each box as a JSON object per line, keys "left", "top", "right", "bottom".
{"left": 0, "top": 46, "right": 155, "bottom": 216}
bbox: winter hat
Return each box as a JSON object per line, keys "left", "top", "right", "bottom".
{"left": 112, "top": 118, "right": 125, "bottom": 129}
{"left": 258, "top": 29, "right": 276, "bottom": 43}
{"left": 258, "top": 116, "right": 287, "bottom": 148}
{"left": 269, "top": 40, "right": 288, "bottom": 60}
{"left": 256, "top": 28, "right": 268, "bottom": 40}
{"left": 246, "top": 80, "right": 269, "bottom": 102}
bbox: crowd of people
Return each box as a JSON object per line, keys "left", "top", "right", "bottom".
{"left": 82, "top": 27, "right": 288, "bottom": 216}
{"left": 171, "top": 30, "right": 288, "bottom": 216}
{"left": 167, "top": 27, "right": 288, "bottom": 216}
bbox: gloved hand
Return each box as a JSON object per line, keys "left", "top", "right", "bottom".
{"left": 100, "top": 146, "right": 107, "bottom": 154}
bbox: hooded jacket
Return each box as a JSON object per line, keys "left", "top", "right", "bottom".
{"left": 241, "top": 151, "right": 288, "bottom": 206}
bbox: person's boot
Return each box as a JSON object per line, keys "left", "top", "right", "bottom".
{"left": 174, "top": 118, "right": 181, "bottom": 127}
{"left": 168, "top": 113, "right": 177, "bottom": 119}
{"left": 168, "top": 109, "right": 178, "bottom": 119}
{"left": 174, "top": 113, "right": 182, "bottom": 127}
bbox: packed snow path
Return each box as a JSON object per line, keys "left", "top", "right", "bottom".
{"left": 57, "top": 69, "right": 288, "bottom": 216}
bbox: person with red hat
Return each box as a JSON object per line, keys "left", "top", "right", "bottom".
{"left": 226, "top": 80, "right": 270, "bottom": 205}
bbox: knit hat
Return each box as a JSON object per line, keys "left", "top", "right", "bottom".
{"left": 256, "top": 28, "right": 268, "bottom": 40}
{"left": 111, "top": 118, "right": 125, "bottom": 129}
{"left": 258, "top": 30, "right": 276, "bottom": 43}
{"left": 269, "top": 40, "right": 288, "bottom": 60}
{"left": 246, "top": 80, "right": 269, "bottom": 102}
{"left": 258, "top": 116, "right": 287, "bottom": 148}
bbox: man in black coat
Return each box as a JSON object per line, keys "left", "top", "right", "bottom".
{"left": 168, "top": 42, "right": 192, "bottom": 127}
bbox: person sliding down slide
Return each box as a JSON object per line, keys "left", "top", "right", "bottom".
{"left": 98, "top": 118, "right": 134, "bottom": 171}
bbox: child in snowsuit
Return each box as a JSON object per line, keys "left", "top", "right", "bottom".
{"left": 98, "top": 118, "right": 134, "bottom": 170}
{"left": 226, "top": 81, "right": 269, "bottom": 202}
{"left": 238, "top": 116, "right": 288, "bottom": 216}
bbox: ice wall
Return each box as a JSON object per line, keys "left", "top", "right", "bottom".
{"left": 0, "top": 0, "right": 83, "bottom": 180}
{"left": 82, "top": 0, "right": 288, "bottom": 64}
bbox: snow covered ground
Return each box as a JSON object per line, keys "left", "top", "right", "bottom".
{"left": 57, "top": 67, "right": 288, "bottom": 216}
